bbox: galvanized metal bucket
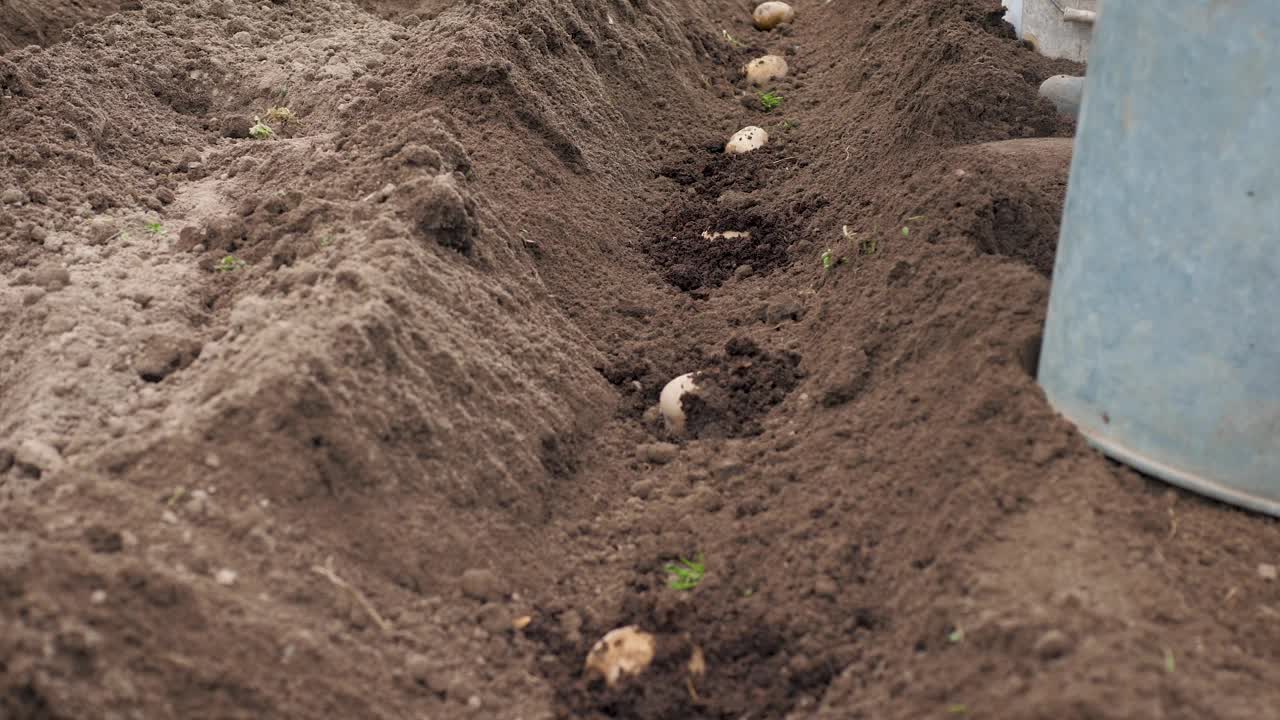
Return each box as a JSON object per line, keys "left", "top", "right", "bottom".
{"left": 1038, "top": 1, "right": 1280, "bottom": 517}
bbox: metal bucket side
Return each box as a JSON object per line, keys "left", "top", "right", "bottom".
{"left": 1038, "top": 0, "right": 1280, "bottom": 516}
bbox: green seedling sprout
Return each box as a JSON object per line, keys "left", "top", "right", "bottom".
{"left": 902, "top": 215, "right": 926, "bottom": 237}
{"left": 844, "top": 225, "right": 876, "bottom": 256}
{"left": 165, "top": 486, "right": 187, "bottom": 507}
{"left": 249, "top": 117, "right": 274, "bottom": 140}
{"left": 721, "top": 29, "right": 745, "bottom": 47}
{"left": 821, "top": 248, "right": 838, "bottom": 270}
{"left": 665, "top": 555, "right": 706, "bottom": 591}
{"left": 215, "top": 255, "right": 248, "bottom": 272}
{"left": 144, "top": 221, "right": 165, "bottom": 235}
{"left": 947, "top": 627, "right": 965, "bottom": 643}
{"left": 759, "top": 91, "right": 783, "bottom": 112}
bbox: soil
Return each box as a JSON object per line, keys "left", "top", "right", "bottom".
{"left": 2, "top": 1, "right": 1278, "bottom": 719}
{"left": 0, "top": 1, "right": 138, "bottom": 53}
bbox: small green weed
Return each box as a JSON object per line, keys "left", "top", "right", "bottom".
{"left": 665, "top": 555, "right": 706, "bottom": 591}
{"left": 947, "top": 627, "right": 965, "bottom": 643}
{"left": 249, "top": 117, "right": 274, "bottom": 140}
{"left": 780, "top": 119, "right": 798, "bottom": 131}
{"left": 144, "top": 221, "right": 165, "bottom": 235}
{"left": 215, "top": 255, "right": 248, "bottom": 273}
{"left": 317, "top": 235, "right": 336, "bottom": 248}
{"left": 1163, "top": 648, "right": 1176, "bottom": 673}
{"left": 759, "top": 91, "right": 783, "bottom": 112}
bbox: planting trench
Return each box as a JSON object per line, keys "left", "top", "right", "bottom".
{"left": 2, "top": 1, "right": 1280, "bottom": 719}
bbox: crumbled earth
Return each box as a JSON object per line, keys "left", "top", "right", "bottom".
{"left": 2, "top": 1, "right": 1278, "bottom": 719}
{"left": 0, "top": 1, "right": 139, "bottom": 53}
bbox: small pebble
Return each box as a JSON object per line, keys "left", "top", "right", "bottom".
{"left": 215, "top": 568, "right": 238, "bottom": 586}
{"left": 1260, "top": 563, "right": 1277, "bottom": 581}
{"left": 90, "top": 589, "right": 108, "bottom": 605}
{"left": 1, "top": 187, "right": 25, "bottom": 204}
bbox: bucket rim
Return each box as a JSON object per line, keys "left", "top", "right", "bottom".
{"left": 1065, "top": 416, "right": 1280, "bottom": 519}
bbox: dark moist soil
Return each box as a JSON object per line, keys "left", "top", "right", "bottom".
{"left": 3, "top": 1, "right": 1280, "bottom": 720}
{"left": 684, "top": 336, "right": 802, "bottom": 440}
